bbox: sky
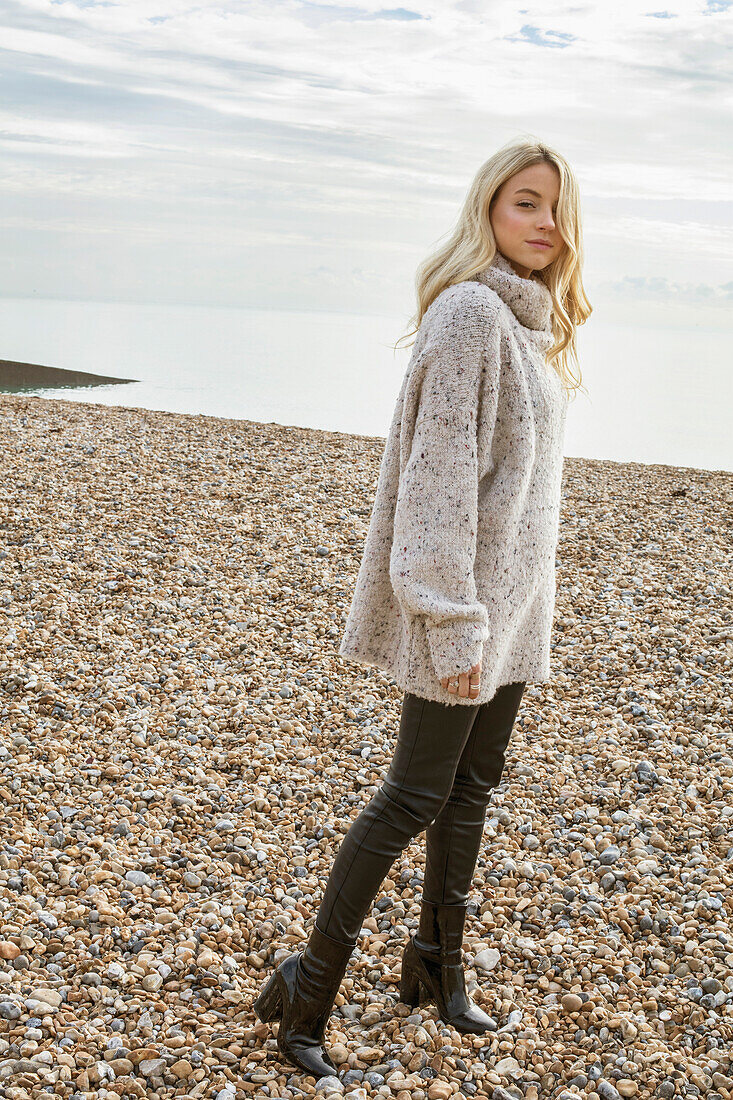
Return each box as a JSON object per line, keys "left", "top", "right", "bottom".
{"left": 1, "top": 0, "right": 732, "bottom": 326}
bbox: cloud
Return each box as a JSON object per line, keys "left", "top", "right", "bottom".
{"left": 602, "top": 273, "right": 733, "bottom": 304}
{"left": 0, "top": 0, "right": 730, "bottom": 312}
{"left": 298, "top": 4, "right": 426, "bottom": 24}
{"left": 507, "top": 24, "right": 577, "bottom": 47}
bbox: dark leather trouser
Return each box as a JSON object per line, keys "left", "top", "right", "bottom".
{"left": 315, "top": 680, "right": 526, "bottom": 943}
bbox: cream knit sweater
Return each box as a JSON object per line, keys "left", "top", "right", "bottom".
{"left": 338, "top": 251, "right": 570, "bottom": 706}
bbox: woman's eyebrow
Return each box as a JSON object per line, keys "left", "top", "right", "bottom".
{"left": 514, "top": 187, "right": 558, "bottom": 205}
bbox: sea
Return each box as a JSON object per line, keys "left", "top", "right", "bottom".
{"left": 0, "top": 295, "right": 731, "bottom": 472}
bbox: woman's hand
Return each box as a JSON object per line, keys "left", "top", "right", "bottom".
{"left": 441, "top": 661, "right": 481, "bottom": 700}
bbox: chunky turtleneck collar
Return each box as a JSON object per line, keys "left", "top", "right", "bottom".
{"left": 472, "top": 251, "right": 553, "bottom": 348}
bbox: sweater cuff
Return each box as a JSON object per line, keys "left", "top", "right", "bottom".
{"left": 425, "top": 619, "right": 487, "bottom": 682}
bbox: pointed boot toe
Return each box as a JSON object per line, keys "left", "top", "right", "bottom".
{"left": 274, "top": 956, "right": 340, "bottom": 1078}
{"left": 399, "top": 902, "right": 498, "bottom": 1035}
{"left": 253, "top": 925, "right": 356, "bottom": 1078}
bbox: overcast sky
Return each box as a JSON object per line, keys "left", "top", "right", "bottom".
{"left": 1, "top": 0, "right": 732, "bottom": 321}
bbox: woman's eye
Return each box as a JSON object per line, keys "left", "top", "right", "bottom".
{"left": 518, "top": 201, "right": 558, "bottom": 214}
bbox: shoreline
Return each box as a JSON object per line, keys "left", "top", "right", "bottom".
{"left": 5, "top": 389, "right": 731, "bottom": 475}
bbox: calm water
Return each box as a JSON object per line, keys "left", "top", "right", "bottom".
{"left": 0, "top": 295, "right": 731, "bottom": 472}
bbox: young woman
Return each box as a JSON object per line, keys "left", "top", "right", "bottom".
{"left": 254, "top": 138, "right": 591, "bottom": 1079}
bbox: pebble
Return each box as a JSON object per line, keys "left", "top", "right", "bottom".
{"left": 473, "top": 947, "right": 500, "bottom": 971}
{"left": 315, "top": 1075, "right": 343, "bottom": 1092}
{"left": 0, "top": 393, "right": 731, "bottom": 1098}
{"left": 427, "top": 1083, "right": 451, "bottom": 1099}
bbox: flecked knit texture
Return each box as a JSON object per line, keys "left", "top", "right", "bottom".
{"left": 338, "top": 251, "right": 570, "bottom": 706}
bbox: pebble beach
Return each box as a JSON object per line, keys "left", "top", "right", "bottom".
{"left": 0, "top": 391, "right": 732, "bottom": 1100}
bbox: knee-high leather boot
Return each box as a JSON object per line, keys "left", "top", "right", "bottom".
{"left": 398, "top": 901, "right": 496, "bottom": 1033}
{"left": 398, "top": 682, "right": 526, "bottom": 1032}
{"left": 253, "top": 923, "right": 357, "bottom": 1079}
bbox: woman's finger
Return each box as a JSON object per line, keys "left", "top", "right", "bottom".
{"left": 441, "top": 663, "right": 480, "bottom": 697}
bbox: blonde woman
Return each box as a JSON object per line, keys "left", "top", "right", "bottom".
{"left": 254, "top": 138, "right": 591, "bottom": 1079}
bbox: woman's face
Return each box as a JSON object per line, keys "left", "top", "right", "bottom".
{"left": 489, "top": 163, "right": 563, "bottom": 278}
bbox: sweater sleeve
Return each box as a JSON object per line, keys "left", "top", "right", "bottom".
{"left": 389, "top": 284, "right": 500, "bottom": 682}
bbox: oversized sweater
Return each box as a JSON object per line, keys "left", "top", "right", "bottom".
{"left": 338, "top": 250, "right": 570, "bottom": 706}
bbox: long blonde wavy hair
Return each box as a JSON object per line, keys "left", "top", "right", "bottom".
{"left": 394, "top": 138, "right": 592, "bottom": 399}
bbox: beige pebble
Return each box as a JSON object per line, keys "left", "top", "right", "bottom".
{"left": 494, "top": 1056, "right": 522, "bottom": 1077}
{"left": 355, "top": 1045, "right": 382, "bottom": 1063}
{"left": 110, "top": 1057, "right": 134, "bottom": 1074}
{"left": 170, "top": 1058, "right": 194, "bottom": 1078}
{"left": 28, "top": 988, "right": 62, "bottom": 1008}
{"left": 329, "top": 1043, "right": 349, "bottom": 1065}
{"left": 427, "top": 1083, "right": 452, "bottom": 1100}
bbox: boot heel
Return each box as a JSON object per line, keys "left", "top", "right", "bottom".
{"left": 399, "top": 959, "right": 421, "bottom": 1006}
{"left": 253, "top": 971, "right": 283, "bottom": 1022}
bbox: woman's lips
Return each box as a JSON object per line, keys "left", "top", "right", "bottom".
{"left": 527, "top": 240, "right": 552, "bottom": 249}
